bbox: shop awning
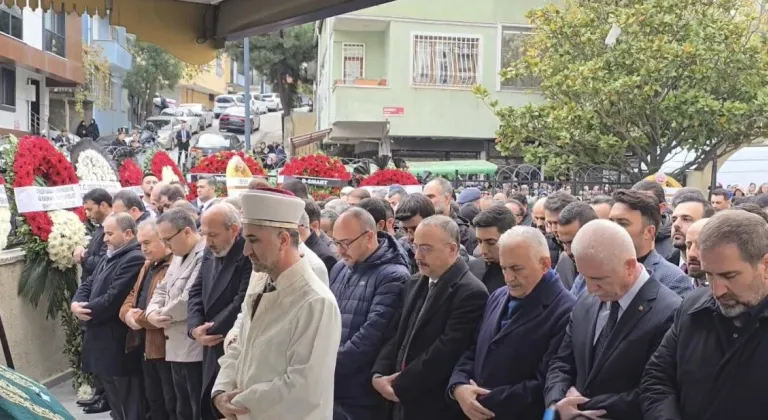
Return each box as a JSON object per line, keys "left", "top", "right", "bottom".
{"left": 407, "top": 160, "right": 498, "bottom": 178}
{"left": 7, "top": 0, "right": 392, "bottom": 65}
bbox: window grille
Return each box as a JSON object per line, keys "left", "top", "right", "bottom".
{"left": 412, "top": 34, "right": 480, "bottom": 88}
{"left": 342, "top": 43, "right": 365, "bottom": 83}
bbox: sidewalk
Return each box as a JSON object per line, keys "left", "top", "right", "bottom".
{"left": 49, "top": 380, "right": 111, "bottom": 420}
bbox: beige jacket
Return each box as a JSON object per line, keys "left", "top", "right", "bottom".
{"left": 146, "top": 239, "right": 206, "bottom": 363}
{"left": 212, "top": 257, "right": 341, "bottom": 420}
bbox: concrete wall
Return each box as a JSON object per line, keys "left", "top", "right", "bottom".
{"left": 0, "top": 250, "right": 69, "bottom": 383}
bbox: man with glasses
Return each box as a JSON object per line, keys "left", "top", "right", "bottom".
{"left": 147, "top": 209, "right": 207, "bottom": 420}
{"left": 330, "top": 207, "right": 410, "bottom": 420}
{"left": 372, "top": 215, "right": 488, "bottom": 420}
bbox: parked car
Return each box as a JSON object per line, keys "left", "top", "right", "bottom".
{"left": 219, "top": 106, "right": 260, "bottom": 133}
{"left": 213, "top": 94, "right": 245, "bottom": 119}
{"left": 160, "top": 107, "right": 203, "bottom": 133}
{"left": 179, "top": 103, "right": 214, "bottom": 128}
{"left": 144, "top": 116, "right": 182, "bottom": 150}
{"left": 246, "top": 93, "right": 269, "bottom": 115}
{"left": 261, "top": 93, "right": 282, "bottom": 112}
{"left": 189, "top": 132, "right": 244, "bottom": 168}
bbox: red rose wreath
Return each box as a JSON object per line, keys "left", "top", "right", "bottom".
{"left": 359, "top": 169, "right": 419, "bottom": 187}
{"left": 143, "top": 149, "right": 186, "bottom": 185}
{"left": 119, "top": 158, "right": 144, "bottom": 187}
{"left": 279, "top": 154, "right": 351, "bottom": 201}
{"left": 186, "top": 151, "right": 266, "bottom": 200}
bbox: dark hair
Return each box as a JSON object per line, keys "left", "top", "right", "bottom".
{"left": 473, "top": 205, "right": 516, "bottom": 233}
{"left": 632, "top": 180, "right": 666, "bottom": 204}
{"left": 388, "top": 187, "right": 407, "bottom": 200}
{"left": 510, "top": 193, "right": 529, "bottom": 210}
{"left": 671, "top": 187, "right": 706, "bottom": 208}
{"left": 590, "top": 195, "right": 615, "bottom": 206}
{"left": 505, "top": 198, "right": 524, "bottom": 211}
{"left": 754, "top": 194, "right": 768, "bottom": 209}
{"left": 674, "top": 192, "right": 716, "bottom": 217}
{"left": 156, "top": 208, "right": 197, "bottom": 232}
{"left": 351, "top": 188, "right": 372, "bottom": 200}
{"left": 732, "top": 203, "right": 768, "bottom": 224}
{"left": 198, "top": 176, "right": 220, "bottom": 190}
{"left": 378, "top": 198, "right": 394, "bottom": 220}
{"left": 303, "top": 199, "right": 322, "bottom": 224}
{"left": 543, "top": 191, "right": 576, "bottom": 213}
{"left": 699, "top": 210, "right": 768, "bottom": 265}
{"left": 358, "top": 198, "right": 389, "bottom": 225}
{"left": 158, "top": 184, "right": 185, "bottom": 202}
{"left": 281, "top": 179, "right": 309, "bottom": 199}
{"left": 558, "top": 201, "right": 598, "bottom": 227}
{"left": 395, "top": 193, "right": 435, "bottom": 222}
{"left": 711, "top": 188, "right": 730, "bottom": 200}
{"left": 113, "top": 190, "right": 145, "bottom": 212}
{"left": 83, "top": 188, "right": 112, "bottom": 207}
{"left": 612, "top": 189, "right": 662, "bottom": 232}
{"left": 143, "top": 173, "right": 157, "bottom": 180}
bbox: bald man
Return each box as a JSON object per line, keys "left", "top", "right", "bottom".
{"left": 531, "top": 197, "right": 561, "bottom": 268}
{"left": 544, "top": 220, "right": 682, "bottom": 420}
{"left": 684, "top": 218, "right": 710, "bottom": 288}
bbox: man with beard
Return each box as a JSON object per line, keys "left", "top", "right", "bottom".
{"left": 150, "top": 182, "right": 169, "bottom": 215}
{"left": 589, "top": 195, "right": 614, "bottom": 220}
{"left": 531, "top": 197, "right": 560, "bottom": 268}
{"left": 641, "top": 211, "right": 768, "bottom": 419}
{"left": 633, "top": 180, "right": 676, "bottom": 262}
{"left": 142, "top": 174, "right": 159, "bottom": 216}
{"left": 670, "top": 194, "right": 715, "bottom": 269}
{"left": 71, "top": 213, "right": 146, "bottom": 420}
{"left": 212, "top": 188, "right": 341, "bottom": 419}
{"left": 545, "top": 192, "right": 576, "bottom": 273}
{"left": 683, "top": 218, "right": 710, "bottom": 288}
{"left": 187, "top": 204, "right": 252, "bottom": 420}
{"left": 469, "top": 205, "right": 516, "bottom": 293}
{"left": 555, "top": 201, "right": 598, "bottom": 292}
{"left": 113, "top": 190, "right": 152, "bottom": 225}
{"left": 423, "top": 178, "right": 478, "bottom": 255}
{"left": 299, "top": 199, "right": 337, "bottom": 273}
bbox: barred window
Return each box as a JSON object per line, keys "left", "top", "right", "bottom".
{"left": 499, "top": 26, "right": 539, "bottom": 90}
{"left": 342, "top": 43, "right": 365, "bottom": 83}
{"left": 412, "top": 34, "right": 480, "bottom": 88}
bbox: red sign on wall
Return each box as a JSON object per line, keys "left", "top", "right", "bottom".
{"left": 383, "top": 106, "right": 405, "bottom": 117}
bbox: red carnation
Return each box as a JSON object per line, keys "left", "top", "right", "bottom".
{"left": 119, "top": 159, "right": 144, "bottom": 187}
{"left": 186, "top": 151, "right": 266, "bottom": 200}
{"left": 359, "top": 169, "right": 419, "bottom": 187}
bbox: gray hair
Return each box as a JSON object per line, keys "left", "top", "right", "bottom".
{"left": 321, "top": 208, "right": 339, "bottom": 229}
{"left": 171, "top": 200, "right": 199, "bottom": 219}
{"left": 388, "top": 187, "right": 407, "bottom": 200}
{"left": 223, "top": 196, "right": 242, "bottom": 211}
{"left": 156, "top": 207, "right": 196, "bottom": 232}
{"left": 207, "top": 203, "right": 241, "bottom": 228}
{"left": 419, "top": 214, "right": 460, "bottom": 245}
{"left": 114, "top": 190, "right": 145, "bottom": 212}
{"left": 698, "top": 210, "right": 768, "bottom": 265}
{"left": 371, "top": 187, "right": 388, "bottom": 199}
{"left": 339, "top": 206, "right": 377, "bottom": 232}
{"left": 498, "top": 226, "right": 549, "bottom": 259}
{"left": 137, "top": 219, "right": 158, "bottom": 234}
{"left": 429, "top": 178, "right": 454, "bottom": 198}
{"left": 106, "top": 212, "right": 137, "bottom": 235}
{"left": 572, "top": 219, "right": 636, "bottom": 262}
{"left": 325, "top": 198, "right": 349, "bottom": 214}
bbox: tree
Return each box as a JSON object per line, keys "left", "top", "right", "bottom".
{"left": 226, "top": 24, "right": 317, "bottom": 120}
{"left": 475, "top": 0, "right": 768, "bottom": 179}
{"left": 124, "top": 43, "right": 185, "bottom": 122}
{"left": 75, "top": 45, "right": 111, "bottom": 115}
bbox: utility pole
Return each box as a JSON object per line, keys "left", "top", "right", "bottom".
{"left": 243, "top": 37, "right": 252, "bottom": 151}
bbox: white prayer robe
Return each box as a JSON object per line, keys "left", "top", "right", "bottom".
{"left": 212, "top": 257, "right": 341, "bottom": 420}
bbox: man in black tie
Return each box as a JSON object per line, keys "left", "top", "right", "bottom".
{"left": 175, "top": 122, "right": 191, "bottom": 168}
{"left": 372, "top": 215, "right": 488, "bottom": 420}
{"left": 187, "top": 203, "right": 252, "bottom": 420}
{"left": 544, "top": 219, "right": 682, "bottom": 420}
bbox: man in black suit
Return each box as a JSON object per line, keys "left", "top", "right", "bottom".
{"left": 187, "top": 203, "right": 252, "bottom": 420}
{"left": 300, "top": 199, "right": 337, "bottom": 273}
{"left": 175, "top": 122, "right": 192, "bottom": 167}
{"left": 555, "top": 201, "right": 597, "bottom": 292}
{"left": 544, "top": 219, "right": 682, "bottom": 420}
{"left": 468, "top": 205, "right": 517, "bottom": 294}
{"left": 449, "top": 226, "right": 576, "bottom": 420}
{"left": 372, "top": 215, "right": 488, "bottom": 420}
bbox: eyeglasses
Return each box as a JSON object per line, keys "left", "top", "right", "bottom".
{"left": 161, "top": 229, "right": 183, "bottom": 245}
{"left": 333, "top": 230, "right": 370, "bottom": 250}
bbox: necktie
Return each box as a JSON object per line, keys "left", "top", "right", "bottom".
{"left": 416, "top": 281, "right": 437, "bottom": 321}
{"left": 499, "top": 298, "right": 520, "bottom": 331}
{"left": 593, "top": 301, "right": 619, "bottom": 363}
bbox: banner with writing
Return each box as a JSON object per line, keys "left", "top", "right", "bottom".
{"left": 226, "top": 177, "right": 251, "bottom": 198}
{"left": 14, "top": 185, "right": 81, "bottom": 213}
{"left": 281, "top": 176, "right": 347, "bottom": 188}
{"left": 79, "top": 181, "right": 123, "bottom": 195}
{"left": 186, "top": 173, "right": 268, "bottom": 184}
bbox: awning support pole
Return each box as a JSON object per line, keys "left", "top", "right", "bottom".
{"left": 244, "top": 37, "right": 252, "bottom": 152}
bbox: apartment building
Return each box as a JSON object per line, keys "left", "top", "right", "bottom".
{"left": 0, "top": 5, "right": 84, "bottom": 137}
{"left": 316, "top": 0, "right": 547, "bottom": 160}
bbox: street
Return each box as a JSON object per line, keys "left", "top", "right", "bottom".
{"left": 205, "top": 110, "right": 284, "bottom": 147}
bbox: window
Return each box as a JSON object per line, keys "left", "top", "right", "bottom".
{"left": 342, "top": 43, "right": 365, "bottom": 83}
{"left": 44, "top": 10, "right": 66, "bottom": 57}
{"left": 216, "top": 57, "right": 224, "bottom": 77}
{"left": 412, "top": 34, "right": 480, "bottom": 88}
{"left": 499, "top": 26, "right": 539, "bottom": 90}
{"left": 0, "top": 67, "right": 15, "bottom": 109}
{"left": 0, "top": 5, "right": 23, "bottom": 40}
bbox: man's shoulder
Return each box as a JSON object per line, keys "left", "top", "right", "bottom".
{"left": 649, "top": 276, "right": 684, "bottom": 308}
{"left": 456, "top": 268, "right": 489, "bottom": 297}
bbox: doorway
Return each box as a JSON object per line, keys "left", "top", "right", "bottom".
{"left": 28, "top": 79, "right": 40, "bottom": 135}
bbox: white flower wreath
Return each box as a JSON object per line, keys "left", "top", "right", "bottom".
{"left": 162, "top": 166, "right": 180, "bottom": 184}
{"left": 76, "top": 150, "right": 118, "bottom": 182}
{"left": 47, "top": 210, "right": 87, "bottom": 271}
{"left": 0, "top": 207, "right": 10, "bottom": 251}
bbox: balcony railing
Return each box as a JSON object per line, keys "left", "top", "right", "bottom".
{"left": 334, "top": 78, "right": 388, "bottom": 87}
{"left": 94, "top": 38, "right": 133, "bottom": 71}
{"left": 43, "top": 29, "right": 65, "bottom": 58}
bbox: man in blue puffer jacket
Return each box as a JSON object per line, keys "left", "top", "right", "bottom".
{"left": 330, "top": 207, "right": 411, "bottom": 420}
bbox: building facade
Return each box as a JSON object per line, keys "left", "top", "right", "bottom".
{"left": 316, "top": 0, "right": 547, "bottom": 160}
{"left": 170, "top": 55, "right": 231, "bottom": 109}
{"left": 0, "top": 5, "right": 84, "bottom": 138}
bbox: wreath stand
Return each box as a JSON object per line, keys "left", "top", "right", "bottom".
{"left": 0, "top": 311, "right": 14, "bottom": 369}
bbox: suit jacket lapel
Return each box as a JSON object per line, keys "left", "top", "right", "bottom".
{"left": 207, "top": 237, "right": 246, "bottom": 307}
{"left": 412, "top": 260, "right": 466, "bottom": 334}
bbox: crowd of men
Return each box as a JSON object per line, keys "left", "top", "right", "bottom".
{"left": 67, "top": 174, "right": 768, "bottom": 420}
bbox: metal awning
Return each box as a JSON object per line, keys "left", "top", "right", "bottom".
{"left": 407, "top": 160, "right": 498, "bottom": 178}
{"left": 7, "top": 0, "right": 392, "bottom": 65}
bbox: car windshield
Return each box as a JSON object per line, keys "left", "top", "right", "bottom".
{"left": 216, "top": 97, "right": 234, "bottom": 104}
{"left": 147, "top": 119, "right": 172, "bottom": 129}
{"left": 161, "top": 109, "right": 186, "bottom": 117}
{"left": 262, "top": 94, "right": 275, "bottom": 100}
{"left": 196, "top": 134, "right": 230, "bottom": 148}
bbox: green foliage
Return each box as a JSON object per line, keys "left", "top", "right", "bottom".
{"left": 124, "top": 43, "right": 185, "bottom": 121}
{"left": 479, "top": 0, "right": 768, "bottom": 177}
{"left": 226, "top": 24, "right": 317, "bottom": 117}
{"left": 76, "top": 45, "right": 111, "bottom": 115}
